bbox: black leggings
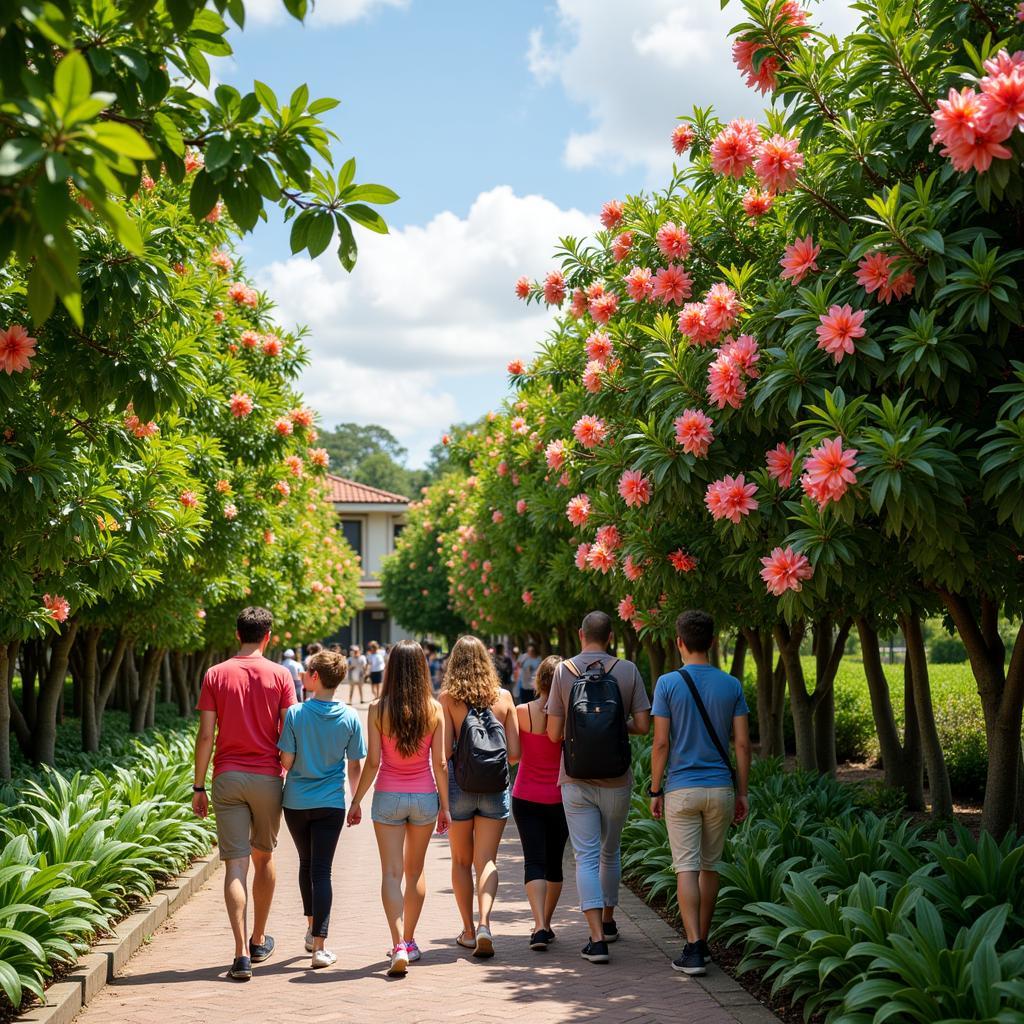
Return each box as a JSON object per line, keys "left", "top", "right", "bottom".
{"left": 512, "top": 796, "right": 569, "bottom": 884}
{"left": 283, "top": 806, "right": 345, "bottom": 937}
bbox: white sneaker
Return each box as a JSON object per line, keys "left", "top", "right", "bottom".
{"left": 304, "top": 929, "right": 314, "bottom": 953}
{"left": 387, "top": 943, "right": 409, "bottom": 976}
{"left": 311, "top": 948, "right": 336, "bottom": 969}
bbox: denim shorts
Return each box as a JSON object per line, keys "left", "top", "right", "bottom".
{"left": 371, "top": 790, "right": 439, "bottom": 826}
{"left": 448, "top": 762, "right": 510, "bottom": 822}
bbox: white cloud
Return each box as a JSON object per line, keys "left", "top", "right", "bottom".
{"left": 256, "top": 187, "right": 596, "bottom": 464}
{"left": 244, "top": 0, "right": 407, "bottom": 26}
{"left": 528, "top": 0, "right": 863, "bottom": 177}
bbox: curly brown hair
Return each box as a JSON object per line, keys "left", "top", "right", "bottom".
{"left": 442, "top": 635, "right": 501, "bottom": 708}
{"left": 534, "top": 655, "right": 561, "bottom": 699}
{"left": 378, "top": 640, "right": 435, "bottom": 757}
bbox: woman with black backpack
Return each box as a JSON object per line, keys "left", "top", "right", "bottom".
{"left": 440, "top": 635, "right": 520, "bottom": 958}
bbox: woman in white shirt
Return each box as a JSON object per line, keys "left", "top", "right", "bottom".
{"left": 367, "top": 641, "right": 386, "bottom": 697}
{"left": 348, "top": 645, "right": 368, "bottom": 704}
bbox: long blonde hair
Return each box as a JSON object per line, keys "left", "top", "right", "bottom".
{"left": 379, "top": 640, "right": 435, "bottom": 756}
{"left": 442, "top": 635, "right": 501, "bottom": 708}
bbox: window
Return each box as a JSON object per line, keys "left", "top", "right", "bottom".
{"left": 393, "top": 522, "right": 405, "bottom": 541}
{"left": 339, "top": 518, "right": 363, "bottom": 561}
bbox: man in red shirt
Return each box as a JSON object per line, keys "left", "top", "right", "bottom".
{"left": 193, "top": 606, "right": 297, "bottom": 980}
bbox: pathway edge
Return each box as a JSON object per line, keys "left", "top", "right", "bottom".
{"left": 16, "top": 848, "right": 222, "bottom": 1024}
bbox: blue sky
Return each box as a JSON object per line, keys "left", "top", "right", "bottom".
{"left": 220, "top": 0, "right": 858, "bottom": 466}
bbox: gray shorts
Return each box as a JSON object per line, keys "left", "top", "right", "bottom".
{"left": 212, "top": 771, "right": 284, "bottom": 860}
{"left": 371, "top": 790, "right": 439, "bottom": 826}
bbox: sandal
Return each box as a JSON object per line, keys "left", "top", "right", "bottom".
{"left": 474, "top": 925, "right": 494, "bottom": 958}
{"left": 456, "top": 930, "right": 476, "bottom": 949}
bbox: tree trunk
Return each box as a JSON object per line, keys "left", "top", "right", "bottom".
{"left": 775, "top": 620, "right": 815, "bottom": 769}
{"left": 729, "top": 632, "right": 748, "bottom": 683}
{"left": 643, "top": 637, "right": 666, "bottom": 688}
{"left": 161, "top": 652, "right": 173, "bottom": 705}
{"left": 744, "top": 628, "right": 785, "bottom": 757}
{"left": 857, "top": 616, "right": 924, "bottom": 810}
{"left": 6, "top": 640, "right": 29, "bottom": 759}
{"left": 130, "top": 647, "right": 164, "bottom": 733}
{"left": 96, "top": 632, "right": 129, "bottom": 739}
{"left": 0, "top": 641, "right": 12, "bottom": 779}
{"left": 811, "top": 617, "right": 850, "bottom": 776}
{"left": 709, "top": 635, "right": 722, "bottom": 669}
{"left": 171, "top": 649, "right": 192, "bottom": 718}
{"left": 32, "top": 620, "right": 80, "bottom": 765}
{"left": 78, "top": 626, "right": 102, "bottom": 754}
{"left": 19, "top": 638, "right": 39, "bottom": 727}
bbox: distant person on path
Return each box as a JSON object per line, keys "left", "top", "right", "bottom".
{"left": 281, "top": 648, "right": 304, "bottom": 703}
{"left": 516, "top": 644, "right": 542, "bottom": 705}
{"left": 546, "top": 610, "right": 651, "bottom": 964}
{"left": 492, "top": 642, "right": 514, "bottom": 691}
{"left": 649, "top": 610, "right": 750, "bottom": 977}
{"left": 278, "top": 650, "right": 366, "bottom": 969}
{"left": 512, "top": 655, "right": 569, "bottom": 951}
{"left": 348, "top": 641, "right": 450, "bottom": 976}
{"left": 367, "top": 641, "right": 385, "bottom": 697}
{"left": 301, "top": 642, "right": 323, "bottom": 701}
{"left": 192, "top": 606, "right": 296, "bottom": 980}
{"left": 427, "top": 643, "right": 445, "bottom": 694}
{"left": 347, "top": 645, "right": 367, "bottom": 705}
{"left": 440, "top": 636, "right": 520, "bottom": 958}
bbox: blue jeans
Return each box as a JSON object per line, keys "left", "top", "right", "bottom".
{"left": 561, "top": 782, "right": 631, "bottom": 912}
{"left": 448, "top": 761, "right": 510, "bottom": 821}
{"left": 371, "top": 790, "right": 439, "bottom": 826}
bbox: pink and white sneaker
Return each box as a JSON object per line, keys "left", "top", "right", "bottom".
{"left": 387, "top": 942, "right": 409, "bottom": 976}
{"left": 405, "top": 940, "right": 422, "bottom": 963}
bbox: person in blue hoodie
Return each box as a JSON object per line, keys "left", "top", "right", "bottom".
{"left": 278, "top": 650, "right": 366, "bottom": 969}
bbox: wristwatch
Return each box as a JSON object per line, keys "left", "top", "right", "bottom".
{"left": 192, "top": 785, "right": 206, "bottom": 793}
{"left": 647, "top": 786, "right": 664, "bottom": 798}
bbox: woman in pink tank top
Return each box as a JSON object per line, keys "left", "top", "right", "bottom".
{"left": 348, "top": 641, "right": 450, "bottom": 976}
{"left": 511, "top": 656, "right": 569, "bottom": 950}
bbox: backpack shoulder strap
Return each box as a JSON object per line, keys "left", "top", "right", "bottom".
{"left": 564, "top": 660, "right": 582, "bottom": 678}
{"left": 678, "top": 669, "right": 736, "bottom": 787}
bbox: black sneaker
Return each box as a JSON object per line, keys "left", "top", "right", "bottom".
{"left": 602, "top": 919, "right": 619, "bottom": 943}
{"left": 581, "top": 939, "right": 610, "bottom": 963}
{"left": 229, "top": 955, "right": 252, "bottom": 980}
{"left": 672, "top": 942, "right": 706, "bottom": 976}
{"left": 529, "top": 929, "right": 549, "bottom": 951}
{"left": 248, "top": 935, "right": 275, "bottom": 963}
{"left": 696, "top": 938, "right": 711, "bottom": 962}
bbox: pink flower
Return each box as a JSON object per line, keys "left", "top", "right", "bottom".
{"left": 179, "top": 490, "right": 199, "bottom": 509}
{"left": 802, "top": 436, "right": 859, "bottom": 506}
{"left": 545, "top": 439, "right": 567, "bottom": 470}
{"left": 589, "top": 292, "right": 619, "bottom": 324}
{"left": 141, "top": 175, "right": 155, "bottom": 191}
{"left": 274, "top": 416, "right": 294, "bottom": 436}
{"left": 261, "top": 334, "right": 282, "bottom": 356}
{"left": 569, "top": 289, "right": 588, "bottom": 318}
{"left": 618, "top": 469, "right": 652, "bottom": 508}
{"left": 979, "top": 67, "right": 1024, "bottom": 137}
{"left": 205, "top": 201, "right": 224, "bottom": 223}
{"left": 816, "top": 304, "right": 866, "bottom": 363}
{"left": 885, "top": 270, "right": 916, "bottom": 302}
{"left": 678, "top": 303, "right": 717, "bottom": 347}
{"left": 652, "top": 265, "right": 693, "bottom": 306}
{"left": 543, "top": 271, "right": 566, "bottom": 306}
{"left": 507, "top": 358, "right": 525, "bottom": 375}
{"left": 760, "top": 546, "right": 813, "bottom": 595}
{"left": 213, "top": 310, "right": 225, "bottom": 323}
{"left": 515, "top": 276, "right": 531, "bottom": 299}
{"left": 707, "top": 355, "right": 747, "bottom": 409}
{"left": 0, "top": 325, "right": 36, "bottom": 375}
{"left": 732, "top": 38, "right": 779, "bottom": 94}
{"left": 780, "top": 235, "right": 820, "bottom": 285}
{"left": 184, "top": 150, "right": 204, "bottom": 173}
{"left": 43, "top": 594, "right": 71, "bottom": 622}
{"left": 522, "top": 590, "right": 534, "bottom": 605}
{"left": 229, "top": 392, "right": 253, "bottom": 417}
{"left": 754, "top": 135, "right": 804, "bottom": 193}
{"left": 240, "top": 330, "right": 260, "bottom": 349}
{"left": 575, "top": 542, "right": 592, "bottom": 570}
{"left": 223, "top": 502, "right": 238, "bottom": 520}
{"left": 492, "top": 509, "right": 505, "bottom": 524}
{"left": 587, "top": 542, "right": 617, "bottom": 574}
{"left": 855, "top": 251, "right": 894, "bottom": 295}
{"left": 931, "top": 86, "right": 987, "bottom": 148}
{"left": 719, "top": 333, "right": 760, "bottom": 378}
{"left": 656, "top": 222, "right": 691, "bottom": 261}
{"left": 511, "top": 416, "right": 529, "bottom": 435}
{"left": 516, "top": 499, "right": 528, "bottom": 515}
{"left": 671, "top": 123, "right": 695, "bottom": 155}
{"left": 290, "top": 406, "right": 315, "bottom": 427}
{"left": 216, "top": 479, "right": 231, "bottom": 494}
{"left": 273, "top": 480, "right": 291, "bottom": 499}
{"left": 211, "top": 249, "right": 233, "bottom": 272}
{"left": 618, "top": 595, "right": 637, "bottom": 621}
{"left": 704, "top": 283, "right": 741, "bottom": 332}
{"left": 612, "top": 230, "right": 633, "bottom": 262}
{"left": 942, "top": 127, "right": 1013, "bottom": 173}
{"left": 625, "top": 267, "right": 654, "bottom": 303}
{"left": 766, "top": 443, "right": 796, "bottom": 487}
{"left": 601, "top": 200, "right": 624, "bottom": 229}
{"left": 623, "top": 555, "right": 644, "bottom": 582}
{"left": 668, "top": 549, "right": 697, "bottom": 573}
{"left": 582, "top": 360, "right": 604, "bottom": 393}
{"left": 705, "top": 474, "right": 758, "bottom": 523}
{"left": 595, "top": 524, "right": 622, "bottom": 551}
{"left": 674, "top": 409, "right": 714, "bottom": 456}
{"left": 585, "top": 332, "right": 614, "bottom": 364}
{"left": 742, "top": 188, "right": 774, "bottom": 219}
{"left": 228, "top": 282, "right": 258, "bottom": 307}
{"left": 567, "top": 494, "right": 592, "bottom": 527}
{"left": 558, "top": 471, "right": 571, "bottom": 487}
{"left": 497, "top": 460, "right": 509, "bottom": 477}
{"left": 1018, "top": 2, "right": 1024, "bottom": 21}
{"left": 573, "top": 415, "right": 608, "bottom": 449}
{"left": 264, "top": 530, "right": 275, "bottom": 545}
{"left": 710, "top": 118, "right": 760, "bottom": 178}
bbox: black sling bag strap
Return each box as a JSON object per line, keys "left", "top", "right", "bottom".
{"left": 678, "top": 669, "right": 737, "bottom": 788}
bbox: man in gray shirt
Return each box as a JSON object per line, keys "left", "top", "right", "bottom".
{"left": 517, "top": 643, "right": 542, "bottom": 703}
{"left": 546, "top": 611, "right": 651, "bottom": 964}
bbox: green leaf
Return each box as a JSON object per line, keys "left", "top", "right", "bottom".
{"left": 53, "top": 50, "right": 91, "bottom": 111}
{"left": 918, "top": 229, "right": 945, "bottom": 254}
{"left": 152, "top": 112, "right": 185, "bottom": 156}
{"left": 0, "top": 138, "right": 45, "bottom": 176}
{"left": 335, "top": 213, "right": 358, "bottom": 271}
{"left": 92, "top": 122, "right": 155, "bottom": 160}
{"left": 307, "top": 97, "right": 340, "bottom": 115}
{"left": 305, "top": 211, "right": 335, "bottom": 257}
{"left": 290, "top": 211, "right": 312, "bottom": 254}
{"left": 289, "top": 83, "right": 310, "bottom": 114}
{"left": 27, "top": 261, "right": 56, "bottom": 324}
{"left": 254, "top": 80, "right": 279, "bottom": 113}
{"left": 203, "top": 136, "right": 234, "bottom": 173}
{"left": 344, "top": 183, "right": 399, "bottom": 205}
{"left": 344, "top": 202, "right": 388, "bottom": 233}
{"left": 188, "top": 170, "right": 220, "bottom": 220}
{"left": 337, "top": 157, "right": 356, "bottom": 191}
{"left": 222, "top": 179, "right": 260, "bottom": 231}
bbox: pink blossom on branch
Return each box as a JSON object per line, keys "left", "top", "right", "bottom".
{"left": 674, "top": 409, "right": 715, "bottom": 457}
{"left": 625, "top": 267, "right": 655, "bottom": 302}
{"left": 612, "top": 231, "right": 633, "bottom": 262}
{"left": 732, "top": 38, "right": 779, "bottom": 94}
{"left": 678, "top": 302, "right": 718, "bottom": 347}
{"left": 582, "top": 361, "right": 604, "bottom": 393}
{"left": 0, "top": 325, "right": 37, "bottom": 374}
{"left": 623, "top": 554, "right": 645, "bottom": 581}
{"left": 802, "top": 436, "right": 859, "bottom": 506}
{"left": 760, "top": 546, "right": 813, "bottom": 595}
{"left": 600, "top": 200, "right": 624, "bottom": 229}
{"left": 855, "top": 251, "right": 894, "bottom": 295}
{"left": 589, "top": 292, "right": 619, "bottom": 324}
{"left": 765, "top": 443, "right": 797, "bottom": 487}
{"left": 543, "top": 271, "right": 566, "bottom": 306}
{"left": 522, "top": 590, "right": 534, "bottom": 605}
{"left": 656, "top": 222, "right": 691, "bottom": 261}
{"left": 742, "top": 188, "right": 774, "bottom": 219}
{"left": 229, "top": 392, "right": 254, "bottom": 417}
{"left": 704, "top": 283, "right": 741, "bottom": 332}
{"left": 575, "top": 542, "right": 592, "bottom": 570}
{"left": 705, "top": 474, "right": 758, "bottom": 523}
{"left": 515, "top": 276, "right": 531, "bottom": 299}
{"left": 43, "top": 594, "right": 71, "bottom": 622}
{"left": 573, "top": 415, "right": 608, "bottom": 448}
{"left": 668, "top": 549, "right": 697, "bottom": 573}
{"left": 618, "top": 469, "right": 652, "bottom": 508}
{"left": 977, "top": 57, "right": 1024, "bottom": 137}
{"left": 595, "top": 524, "right": 622, "bottom": 551}
{"left": 507, "top": 358, "right": 525, "bottom": 375}
{"left": 652, "top": 265, "right": 693, "bottom": 306}
{"left": 707, "top": 355, "right": 747, "bottom": 409}
{"left": 779, "top": 235, "right": 820, "bottom": 285}
{"left": 618, "top": 595, "right": 637, "bottom": 622}
{"left": 671, "top": 123, "right": 695, "bottom": 155}
{"left": 816, "top": 304, "right": 866, "bottom": 363}
{"left": 719, "top": 334, "right": 760, "bottom": 377}
{"left": 754, "top": 135, "right": 804, "bottom": 193}
{"left": 566, "top": 494, "right": 592, "bottom": 527}
{"left": 709, "top": 118, "right": 760, "bottom": 178}
{"left": 545, "top": 439, "right": 567, "bottom": 470}
{"left": 587, "top": 542, "right": 617, "bottom": 574}
{"left": 516, "top": 499, "right": 528, "bottom": 515}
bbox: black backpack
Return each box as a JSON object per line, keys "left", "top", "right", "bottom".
{"left": 453, "top": 705, "right": 509, "bottom": 794}
{"left": 563, "top": 659, "right": 631, "bottom": 780}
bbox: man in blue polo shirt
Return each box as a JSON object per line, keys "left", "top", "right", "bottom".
{"left": 649, "top": 609, "right": 750, "bottom": 977}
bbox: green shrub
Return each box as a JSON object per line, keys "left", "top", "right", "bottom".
{"left": 929, "top": 635, "right": 968, "bottom": 663}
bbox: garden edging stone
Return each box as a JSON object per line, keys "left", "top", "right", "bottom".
{"left": 16, "top": 848, "right": 221, "bottom": 1024}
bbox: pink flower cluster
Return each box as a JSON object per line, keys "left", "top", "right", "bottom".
{"left": 229, "top": 392, "right": 253, "bottom": 417}
{"left": 816, "top": 304, "right": 867, "bottom": 363}
{"left": 586, "top": 332, "right": 614, "bottom": 364}
{"left": 43, "top": 593, "right": 71, "bottom": 622}
{"left": 507, "top": 358, "right": 525, "bottom": 375}
{"left": 766, "top": 442, "right": 797, "bottom": 488}
{"left": 545, "top": 439, "right": 567, "bottom": 470}
{"left": 668, "top": 549, "right": 697, "bottom": 573}
{"left": 626, "top": 267, "right": 655, "bottom": 302}
{"left": 618, "top": 595, "right": 637, "bottom": 621}
{"left": 731, "top": 1, "right": 810, "bottom": 94}
{"left": 573, "top": 415, "right": 608, "bottom": 448}
{"left": 566, "top": 494, "right": 591, "bottom": 527}
{"left": 801, "top": 436, "right": 859, "bottom": 507}
{"left": 705, "top": 473, "right": 758, "bottom": 523}
{"left": 760, "top": 546, "right": 813, "bottom": 595}
{"left": 124, "top": 408, "right": 159, "bottom": 439}
{"left": 623, "top": 555, "right": 645, "bottom": 581}
{"left": 600, "top": 200, "right": 624, "bottom": 229}
{"left": 618, "top": 469, "right": 652, "bottom": 508}
{"left": 612, "top": 231, "right": 633, "bottom": 262}
{"left": 706, "top": 334, "right": 759, "bottom": 410}
{"left": 742, "top": 188, "right": 773, "bottom": 219}
{"left": 710, "top": 120, "right": 803, "bottom": 193}
{"left": 0, "top": 325, "right": 36, "bottom": 375}
{"left": 653, "top": 265, "right": 693, "bottom": 306}
{"left": 780, "top": 235, "right": 820, "bottom": 285}
{"left": 544, "top": 271, "right": 566, "bottom": 306}
{"left": 515, "top": 276, "right": 531, "bottom": 299}
{"left": 855, "top": 251, "right": 915, "bottom": 304}
{"left": 228, "top": 282, "right": 258, "bottom": 307}
{"left": 587, "top": 542, "right": 616, "bottom": 574}
{"left": 671, "top": 123, "right": 695, "bottom": 155}
{"left": 674, "top": 409, "right": 714, "bottom": 457}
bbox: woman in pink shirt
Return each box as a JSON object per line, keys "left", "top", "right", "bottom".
{"left": 348, "top": 641, "right": 450, "bottom": 976}
{"left": 511, "top": 656, "right": 569, "bottom": 951}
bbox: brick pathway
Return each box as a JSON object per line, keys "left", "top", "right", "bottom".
{"left": 73, "top": 706, "right": 749, "bottom": 1024}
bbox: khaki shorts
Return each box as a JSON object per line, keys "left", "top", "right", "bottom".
{"left": 665, "top": 787, "right": 734, "bottom": 872}
{"left": 212, "top": 771, "right": 284, "bottom": 860}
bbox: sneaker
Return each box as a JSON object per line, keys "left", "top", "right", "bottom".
{"left": 248, "top": 935, "right": 275, "bottom": 963}
{"left": 696, "top": 938, "right": 711, "bottom": 962}
{"left": 229, "top": 955, "right": 252, "bottom": 980}
{"left": 387, "top": 942, "right": 409, "bottom": 977}
{"left": 304, "top": 929, "right": 314, "bottom": 953}
{"left": 311, "top": 949, "right": 336, "bottom": 969}
{"left": 602, "top": 919, "right": 619, "bottom": 944}
{"left": 473, "top": 925, "right": 495, "bottom": 959}
{"left": 672, "top": 942, "right": 706, "bottom": 976}
{"left": 581, "top": 939, "right": 610, "bottom": 963}
{"left": 529, "top": 929, "right": 549, "bottom": 951}
{"left": 405, "top": 940, "right": 422, "bottom": 963}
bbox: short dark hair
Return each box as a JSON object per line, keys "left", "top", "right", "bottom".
{"left": 307, "top": 651, "right": 348, "bottom": 689}
{"left": 581, "top": 610, "right": 612, "bottom": 645}
{"left": 676, "top": 610, "right": 714, "bottom": 653}
{"left": 494, "top": 643, "right": 505, "bottom": 654}
{"left": 306, "top": 642, "right": 323, "bottom": 657}
{"left": 237, "top": 606, "right": 273, "bottom": 643}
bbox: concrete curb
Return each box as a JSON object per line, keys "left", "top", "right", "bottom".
{"left": 17, "top": 849, "right": 221, "bottom": 1024}
{"left": 617, "top": 885, "right": 779, "bottom": 1024}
